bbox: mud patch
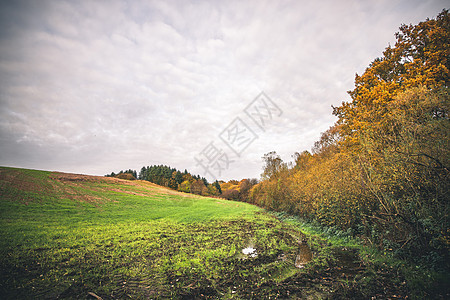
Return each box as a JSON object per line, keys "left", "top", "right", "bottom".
{"left": 295, "top": 242, "right": 313, "bottom": 268}
{"left": 49, "top": 172, "right": 160, "bottom": 203}
{"left": 0, "top": 168, "right": 49, "bottom": 194}
{"left": 0, "top": 168, "right": 54, "bottom": 204}
{"left": 110, "top": 188, "right": 153, "bottom": 197}
{"left": 329, "top": 247, "right": 362, "bottom": 276}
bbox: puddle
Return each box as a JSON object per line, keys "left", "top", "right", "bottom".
{"left": 238, "top": 239, "right": 257, "bottom": 259}
{"left": 294, "top": 242, "right": 313, "bottom": 268}
{"left": 242, "top": 247, "right": 257, "bottom": 258}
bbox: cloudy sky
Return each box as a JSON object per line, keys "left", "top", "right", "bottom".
{"left": 0, "top": 0, "right": 447, "bottom": 181}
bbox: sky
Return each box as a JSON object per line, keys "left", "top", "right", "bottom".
{"left": 0, "top": 0, "right": 447, "bottom": 181}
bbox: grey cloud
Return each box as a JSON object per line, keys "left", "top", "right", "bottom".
{"left": 0, "top": 0, "right": 447, "bottom": 181}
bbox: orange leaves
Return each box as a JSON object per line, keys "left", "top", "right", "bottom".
{"left": 335, "top": 10, "right": 449, "bottom": 151}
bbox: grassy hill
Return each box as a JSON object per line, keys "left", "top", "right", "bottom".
{"left": 0, "top": 166, "right": 432, "bottom": 299}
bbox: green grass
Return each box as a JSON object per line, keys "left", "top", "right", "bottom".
{"left": 0, "top": 167, "right": 309, "bottom": 299}
{"left": 2, "top": 167, "right": 441, "bottom": 299}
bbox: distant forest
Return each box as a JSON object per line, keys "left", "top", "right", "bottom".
{"left": 106, "top": 165, "right": 225, "bottom": 197}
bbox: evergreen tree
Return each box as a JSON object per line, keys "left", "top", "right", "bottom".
{"left": 213, "top": 180, "right": 222, "bottom": 194}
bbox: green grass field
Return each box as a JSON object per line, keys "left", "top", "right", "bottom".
{"left": 0, "top": 167, "right": 323, "bottom": 299}
{"left": 2, "top": 166, "right": 438, "bottom": 299}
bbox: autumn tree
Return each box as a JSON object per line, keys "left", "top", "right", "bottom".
{"left": 355, "top": 86, "right": 449, "bottom": 254}
{"left": 191, "top": 179, "right": 206, "bottom": 195}
{"left": 261, "top": 151, "right": 287, "bottom": 180}
{"left": 179, "top": 180, "right": 191, "bottom": 193}
{"left": 333, "top": 9, "right": 449, "bottom": 149}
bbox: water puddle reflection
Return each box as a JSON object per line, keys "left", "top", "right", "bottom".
{"left": 242, "top": 247, "right": 257, "bottom": 257}
{"left": 294, "top": 242, "right": 313, "bottom": 268}
{"left": 238, "top": 239, "right": 257, "bottom": 259}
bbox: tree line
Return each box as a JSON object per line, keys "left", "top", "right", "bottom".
{"left": 106, "top": 165, "right": 224, "bottom": 196}
{"left": 106, "top": 165, "right": 262, "bottom": 201}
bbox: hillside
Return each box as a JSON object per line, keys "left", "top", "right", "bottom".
{"left": 0, "top": 166, "right": 436, "bottom": 299}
